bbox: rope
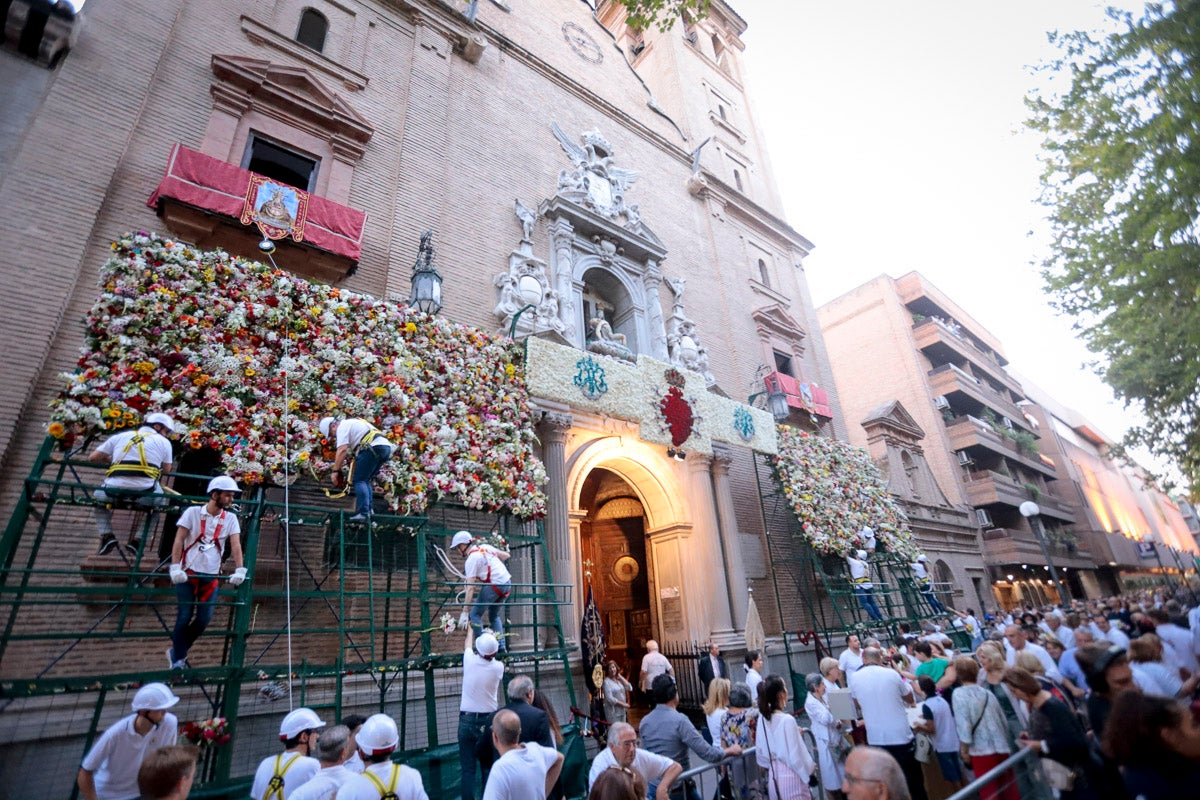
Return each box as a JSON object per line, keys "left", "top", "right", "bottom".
{"left": 432, "top": 544, "right": 469, "bottom": 605}
{"left": 282, "top": 339, "right": 294, "bottom": 711}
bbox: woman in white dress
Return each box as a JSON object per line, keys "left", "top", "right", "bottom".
{"left": 755, "top": 674, "right": 816, "bottom": 800}
{"left": 602, "top": 660, "right": 633, "bottom": 724}
{"left": 803, "top": 673, "right": 846, "bottom": 797}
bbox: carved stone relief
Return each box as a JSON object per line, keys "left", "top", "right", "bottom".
{"left": 664, "top": 277, "right": 717, "bottom": 387}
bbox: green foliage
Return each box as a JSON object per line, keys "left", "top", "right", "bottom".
{"left": 1013, "top": 430, "right": 1039, "bottom": 456}
{"left": 615, "top": 0, "right": 711, "bottom": 32}
{"left": 1024, "top": 482, "right": 1042, "bottom": 501}
{"left": 912, "top": 312, "right": 927, "bottom": 324}
{"left": 1028, "top": 1, "right": 1200, "bottom": 494}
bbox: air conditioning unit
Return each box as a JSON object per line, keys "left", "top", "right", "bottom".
{"left": 976, "top": 509, "right": 994, "bottom": 527}
{"left": 1001, "top": 416, "right": 1015, "bottom": 429}
{"left": 957, "top": 451, "right": 974, "bottom": 466}
{"left": 934, "top": 396, "right": 950, "bottom": 410}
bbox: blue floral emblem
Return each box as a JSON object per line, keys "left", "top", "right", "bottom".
{"left": 733, "top": 406, "right": 755, "bottom": 441}
{"left": 573, "top": 355, "right": 608, "bottom": 400}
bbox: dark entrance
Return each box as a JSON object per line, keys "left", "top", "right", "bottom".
{"left": 580, "top": 468, "right": 652, "bottom": 701}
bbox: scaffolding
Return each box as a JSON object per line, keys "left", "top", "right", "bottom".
{"left": 752, "top": 451, "right": 962, "bottom": 700}
{"left": 0, "top": 437, "right": 578, "bottom": 799}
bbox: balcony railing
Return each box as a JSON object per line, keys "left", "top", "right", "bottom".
{"left": 945, "top": 416, "right": 1057, "bottom": 478}
{"left": 913, "top": 319, "right": 1024, "bottom": 397}
{"left": 963, "top": 471, "right": 1076, "bottom": 523}
{"left": 929, "top": 364, "right": 1031, "bottom": 432}
{"left": 980, "top": 527, "right": 1094, "bottom": 568}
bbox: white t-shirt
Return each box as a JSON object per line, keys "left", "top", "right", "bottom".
{"left": 745, "top": 668, "right": 763, "bottom": 700}
{"left": 96, "top": 427, "right": 173, "bottom": 490}
{"left": 848, "top": 664, "right": 913, "bottom": 746}
{"left": 641, "top": 651, "right": 672, "bottom": 689}
{"left": 1157, "top": 623, "right": 1199, "bottom": 674}
{"left": 588, "top": 746, "right": 676, "bottom": 791}
{"left": 847, "top": 557, "right": 872, "bottom": 589}
{"left": 337, "top": 762, "right": 428, "bottom": 800}
{"left": 461, "top": 645, "right": 504, "bottom": 712}
{"left": 838, "top": 648, "right": 864, "bottom": 675}
{"left": 1004, "top": 641, "right": 1062, "bottom": 681}
{"left": 911, "top": 561, "right": 930, "bottom": 582}
{"left": 922, "top": 695, "right": 959, "bottom": 753}
{"left": 250, "top": 752, "right": 321, "bottom": 800}
{"left": 465, "top": 545, "right": 512, "bottom": 586}
{"left": 288, "top": 765, "right": 354, "bottom": 800}
{"left": 80, "top": 712, "right": 178, "bottom": 800}
{"left": 176, "top": 505, "right": 241, "bottom": 574}
{"left": 336, "top": 418, "right": 393, "bottom": 451}
{"left": 483, "top": 741, "right": 559, "bottom": 800}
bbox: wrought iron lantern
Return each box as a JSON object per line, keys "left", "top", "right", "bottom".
{"left": 409, "top": 230, "right": 443, "bottom": 315}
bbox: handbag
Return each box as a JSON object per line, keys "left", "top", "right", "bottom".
{"left": 830, "top": 731, "right": 854, "bottom": 763}
{"left": 914, "top": 731, "right": 934, "bottom": 764}
{"left": 1040, "top": 757, "right": 1077, "bottom": 791}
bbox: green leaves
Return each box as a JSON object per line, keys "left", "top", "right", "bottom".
{"left": 615, "top": 0, "right": 711, "bottom": 32}
{"left": 1029, "top": 1, "right": 1200, "bottom": 494}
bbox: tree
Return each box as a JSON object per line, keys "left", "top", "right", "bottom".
{"left": 1028, "top": 1, "right": 1200, "bottom": 493}
{"left": 614, "top": 0, "right": 710, "bottom": 32}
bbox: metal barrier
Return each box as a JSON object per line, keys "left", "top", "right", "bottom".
{"left": 945, "top": 747, "right": 1036, "bottom": 800}
{"left": 666, "top": 727, "right": 830, "bottom": 800}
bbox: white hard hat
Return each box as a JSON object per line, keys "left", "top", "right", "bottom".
{"left": 206, "top": 475, "right": 241, "bottom": 494}
{"left": 145, "top": 412, "right": 178, "bottom": 433}
{"left": 132, "top": 682, "right": 180, "bottom": 711}
{"left": 917, "top": 554, "right": 928, "bottom": 563}
{"left": 856, "top": 550, "right": 868, "bottom": 561}
{"left": 279, "top": 707, "right": 326, "bottom": 740}
{"left": 476, "top": 632, "right": 499, "bottom": 656}
{"left": 451, "top": 531, "right": 473, "bottom": 549}
{"left": 356, "top": 713, "right": 399, "bottom": 755}
{"left": 318, "top": 416, "right": 337, "bottom": 439}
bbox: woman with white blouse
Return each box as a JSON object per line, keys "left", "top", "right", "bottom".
{"left": 803, "top": 672, "right": 846, "bottom": 797}
{"left": 756, "top": 674, "right": 816, "bottom": 800}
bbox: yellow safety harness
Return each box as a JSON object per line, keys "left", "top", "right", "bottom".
{"left": 104, "top": 433, "right": 161, "bottom": 480}
{"left": 851, "top": 576, "right": 871, "bottom": 585}
{"left": 362, "top": 763, "right": 402, "bottom": 799}
{"left": 322, "top": 422, "right": 386, "bottom": 500}
{"left": 263, "top": 753, "right": 302, "bottom": 800}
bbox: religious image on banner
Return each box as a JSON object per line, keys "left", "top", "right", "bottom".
{"left": 240, "top": 175, "right": 309, "bottom": 242}
{"left": 580, "top": 583, "right": 607, "bottom": 735}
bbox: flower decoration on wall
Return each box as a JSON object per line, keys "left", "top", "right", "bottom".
{"left": 773, "top": 425, "right": 917, "bottom": 559}
{"left": 49, "top": 232, "right": 547, "bottom": 518}
{"left": 181, "top": 717, "right": 230, "bottom": 748}
{"left": 657, "top": 368, "right": 697, "bottom": 447}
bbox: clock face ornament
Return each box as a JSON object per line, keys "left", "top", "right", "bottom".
{"left": 562, "top": 21, "right": 603, "bottom": 64}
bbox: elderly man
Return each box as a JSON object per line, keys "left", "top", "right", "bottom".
{"left": 842, "top": 746, "right": 912, "bottom": 800}
{"left": 492, "top": 674, "right": 552, "bottom": 751}
{"left": 1041, "top": 611, "right": 1074, "bottom": 649}
{"left": 482, "top": 709, "right": 564, "bottom": 800}
{"left": 1058, "top": 625, "right": 1094, "bottom": 696}
{"left": 588, "top": 722, "right": 682, "bottom": 800}
{"left": 697, "top": 641, "right": 728, "bottom": 695}
{"left": 640, "top": 640, "right": 674, "bottom": 692}
{"left": 290, "top": 726, "right": 355, "bottom": 800}
{"left": 641, "top": 674, "right": 741, "bottom": 800}
{"left": 1003, "top": 624, "right": 1061, "bottom": 680}
{"left": 847, "top": 648, "right": 926, "bottom": 800}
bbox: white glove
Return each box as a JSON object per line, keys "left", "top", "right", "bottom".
{"left": 229, "top": 567, "right": 248, "bottom": 586}
{"left": 459, "top": 612, "right": 470, "bottom": 629}
{"left": 169, "top": 564, "right": 187, "bottom": 584}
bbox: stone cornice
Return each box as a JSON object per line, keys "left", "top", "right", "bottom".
{"left": 695, "top": 173, "right": 814, "bottom": 255}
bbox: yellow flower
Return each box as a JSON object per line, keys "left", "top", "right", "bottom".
{"left": 372, "top": 386, "right": 386, "bottom": 397}
{"left": 405, "top": 322, "right": 417, "bottom": 334}
{"left": 325, "top": 398, "right": 338, "bottom": 410}
{"left": 245, "top": 368, "right": 256, "bottom": 377}
{"left": 297, "top": 452, "right": 310, "bottom": 462}
{"left": 505, "top": 364, "right": 516, "bottom": 379}
{"left": 47, "top": 422, "right": 65, "bottom": 439}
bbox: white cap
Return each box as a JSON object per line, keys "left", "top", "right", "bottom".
{"left": 279, "top": 707, "right": 326, "bottom": 740}
{"left": 451, "top": 531, "right": 473, "bottom": 549}
{"left": 318, "top": 417, "right": 337, "bottom": 439}
{"left": 917, "top": 554, "right": 928, "bottom": 563}
{"left": 145, "top": 412, "right": 178, "bottom": 433}
{"left": 856, "top": 550, "right": 868, "bottom": 560}
{"left": 132, "top": 682, "right": 180, "bottom": 711}
{"left": 356, "top": 713, "right": 399, "bottom": 754}
{"left": 206, "top": 475, "right": 241, "bottom": 494}
{"left": 476, "top": 632, "right": 499, "bottom": 656}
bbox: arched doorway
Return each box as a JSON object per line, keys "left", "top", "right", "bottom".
{"left": 579, "top": 467, "right": 653, "bottom": 695}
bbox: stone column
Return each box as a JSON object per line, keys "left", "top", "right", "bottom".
{"left": 642, "top": 260, "right": 669, "bottom": 360}
{"left": 539, "top": 411, "right": 574, "bottom": 644}
{"left": 685, "top": 452, "right": 734, "bottom": 638}
{"left": 711, "top": 443, "right": 749, "bottom": 634}
{"left": 548, "top": 217, "right": 577, "bottom": 339}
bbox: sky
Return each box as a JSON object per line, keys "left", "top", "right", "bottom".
{"left": 739, "top": 1, "right": 1155, "bottom": 461}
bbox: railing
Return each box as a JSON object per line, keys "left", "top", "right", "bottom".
{"left": 946, "top": 746, "right": 1036, "bottom": 800}
{"left": 670, "top": 728, "right": 831, "bottom": 800}
{"left": 660, "top": 640, "right": 706, "bottom": 711}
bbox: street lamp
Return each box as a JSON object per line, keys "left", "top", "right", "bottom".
{"left": 1019, "top": 501, "right": 1071, "bottom": 601}
{"left": 748, "top": 371, "right": 791, "bottom": 422}
{"left": 409, "top": 230, "right": 443, "bottom": 315}
{"left": 508, "top": 274, "right": 544, "bottom": 338}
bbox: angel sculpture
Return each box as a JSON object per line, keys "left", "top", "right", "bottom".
{"left": 551, "top": 122, "right": 639, "bottom": 219}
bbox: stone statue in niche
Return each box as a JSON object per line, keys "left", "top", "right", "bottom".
{"left": 587, "top": 309, "right": 634, "bottom": 362}
{"left": 552, "top": 122, "right": 640, "bottom": 225}
{"left": 664, "top": 276, "right": 716, "bottom": 386}
{"left": 514, "top": 199, "right": 537, "bottom": 243}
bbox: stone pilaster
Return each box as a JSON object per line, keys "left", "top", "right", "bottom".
{"left": 548, "top": 217, "right": 576, "bottom": 339}
{"left": 643, "top": 260, "right": 669, "bottom": 360}
{"left": 711, "top": 442, "right": 749, "bottom": 634}
{"left": 538, "top": 410, "right": 574, "bottom": 644}
{"left": 685, "top": 452, "right": 734, "bottom": 638}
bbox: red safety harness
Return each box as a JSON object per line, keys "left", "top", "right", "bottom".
{"left": 468, "top": 545, "right": 510, "bottom": 599}
{"left": 181, "top": 510, "right": 227, "bottom": 596}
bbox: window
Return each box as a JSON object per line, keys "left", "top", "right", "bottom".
{"left": 757, "top": 258, "right": 770, "bottom": 287}
{"left": 296, "top": 8, "right": 329, "bottom": 53}
{"left": 718, "top": 104, "right": 727, "bottom": 120}
{"left": 242, "top": 135, "right": 320, "bottom": 192}
{"left": 733, "top": 169, "right": 743, "bottom": 192}
{"left": 773, "top": 350, "right": 793, "bottom": 377}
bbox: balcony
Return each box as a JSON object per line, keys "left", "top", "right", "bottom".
{"left": 913, "top": 319, "right": 1023, "bottom": 397}
{"left": 764, "top": 370, "right": 834, "bottom": 420}
{"left": 147, "top": 144, "right": 367, "bottom": 282}
{"left": 963, "top": 470, "right": 1076, "bottom": 523}
{"left": 945, "top": 415, "right": 1057, "bottom": 478}
{"left": 928, "top": 364, "right": 1031, "bottom": 432}
{"left": 981, "top": 527, "right": 1095, "bottom": 569}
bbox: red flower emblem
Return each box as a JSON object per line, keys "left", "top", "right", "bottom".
{"left": 659, "top": 386, "right": 694, "bottom": 447}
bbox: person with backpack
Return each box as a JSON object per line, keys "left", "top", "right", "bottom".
{"left": 250, "top": 708, "right": 324, "bottom": 800}
{"left": 337, "top": 714, "right": 428, "bottom": 800}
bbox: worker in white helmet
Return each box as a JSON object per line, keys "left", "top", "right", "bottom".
{"left": 451, "top": 530, "right": 513, "bottom": 651}
{"left": 337, "top": 713, "right": 428, "bottom": 800}
{"left": 88, "top": 411, "right": 178, "bottom": 559}
{"left": 847, "top": 548, "right": 883, "bottom": 621}
{"left": 250, "top": 708, "right": 325, "bottom": 800}
{"left": 459, "top": 625, "right": 504, "bottom": 800}
{"left": 166, "top": 475, "right": 247, "bottom": 670}
{"left": 910, "top": 553, "right": 945, "bottom": 613}
{"left": 77, "top": 682, "right": 180, "bottom": 800}
{"left": 318, "top": 416, "right": 394, "bottom": 521}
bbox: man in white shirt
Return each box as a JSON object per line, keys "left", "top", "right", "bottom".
{"left": 847, "top": 550, "right": 883, "bottom": 620}
{"left": 290, "top": 725, "right": 355, "bottom": 800}
{"left": 848, "top": 648, "right": 927, "bottom": 800}
{"left": 453, "top": 530, "right": 514, "bottom": 650}
{"left": 88, "top": 412, "right": 177, "bottom": 557}
{"left": 588, "top": 722, "right": 682, "bottom": 800}
{"left": 250, "top": 708, "right": 324, "bottom": 800}
{"left": 1041, "top": 612, "right": 1074, "bottom": 649}
{"left": 1150, "top": 608, "right": 1198, "bottom": 674}
{"left": 337, "top": 714, "right": 427, "bottom": 800}
{"left": 482, "top": 710, "right": 564, "bottom": 800}
{"left": 1189, "top": 603, "right": 1200, "bottom": 666}
{"left": 1003, "top": 625, "right": 1062, "bottom": 680}
{"left": 78, "top": 683, "right": 180, "bottom": 800}
{"left": 319, "top": 416, "right": 395, "bottom": 521}
{"left": 839, "top": 634, "right": 864, "bottom": 676}
{"left": 744, "top": 650, "right": 764, "bottom": 700}
{"left": 166, "top": 475, "right": 247, "bottom": 669}
{"left": 640, "top": 639, "right": 674, "bottom": 692}
{"left": 459, "top": 627, "right": 504, "bottom": 800}
{"left": 1091, "top": 615, "right": 1131, "bottom": 649}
